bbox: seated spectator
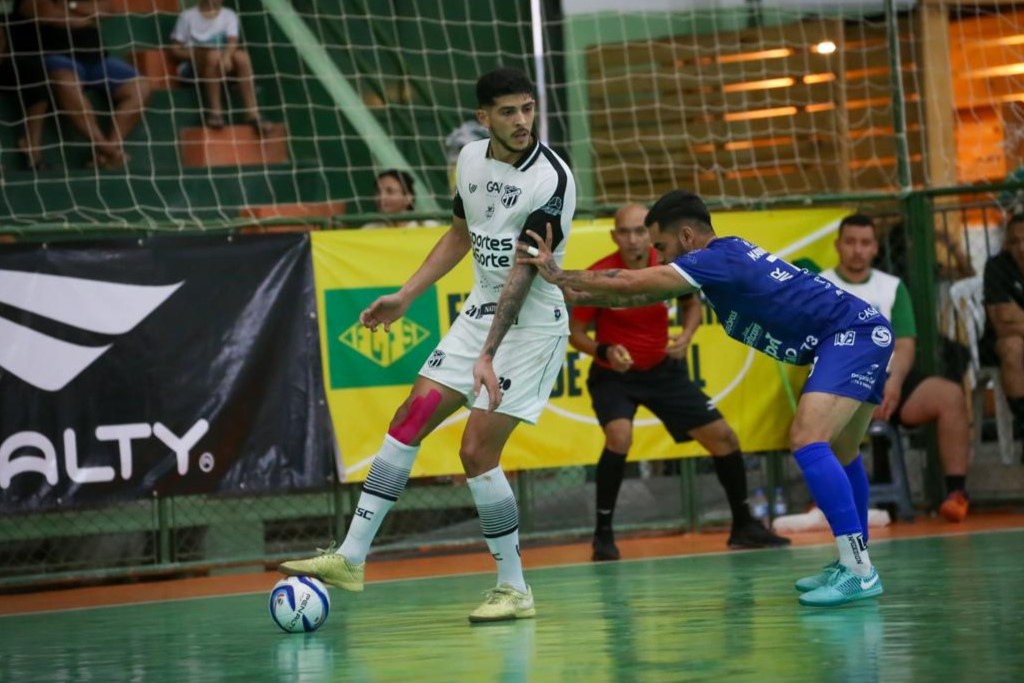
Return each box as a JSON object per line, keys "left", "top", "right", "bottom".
{"left": 821, "top": 214, "right": 972, "bottom": 522}
{"left": 982, "top": 214, "right": 1024, "bottom": 437}
{"left": 22, "top": 0, "right": 151, "bottom": 169}
{"left": 169, "top": 0, "right": 271, "bottom": 135}
{"left": 362, "top": 169, "right": 440, "bottom": 228}
{"left": 0, "top": 8, "right": 50, "bottom": 170}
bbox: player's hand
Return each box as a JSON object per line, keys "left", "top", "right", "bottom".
{"left": 666, "top": 333, "right": 690, "bottom": 360}
{"left": 359, "top": 292, "right": 409, "bottom": 332}
{"left": 472, "top": 355, "right": 502, "bottom": 412}
{"left": 221, "top": 51, "right": 234, "bottom": 72}
{"left": 872, "top": 379, "right": 902, "bottom": 421}
{"left": 517, "top": 224, "right": 559, "bottom": 283}
{"left": 608, "top": 344, "right": 633, "bottom": 372}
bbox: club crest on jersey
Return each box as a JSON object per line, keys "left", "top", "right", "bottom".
{"left": 501, "top": 185, "right": 522, "bottom": 208}
{"left": 469, "top": 183, "right": 478, "bottom": 193}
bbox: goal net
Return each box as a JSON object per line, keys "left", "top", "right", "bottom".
{"left": 1, "top": 0, "right": 1023, "bottom": 233}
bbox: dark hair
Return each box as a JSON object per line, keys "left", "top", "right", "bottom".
{"left": 644, "top": 190, "right": 713, "bottom": 233}
{"left": 1006, "top": 213, "right": 1024, "bottom": 231}
{"left": 837, "top": 213, "right": 876, "bottom": 236}
{"left": 376, "top": 169, "right": 416, "bottom": 210}
{"left": 476, "top": 68, "right": 535, "bottom": 107}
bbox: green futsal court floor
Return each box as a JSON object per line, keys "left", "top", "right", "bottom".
{"left": 2, "top": 529, "right": 1022, "bottom": 682}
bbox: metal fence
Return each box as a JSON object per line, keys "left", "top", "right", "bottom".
{"left": 5, "top": 186, "right": 1024, "bottom": 590}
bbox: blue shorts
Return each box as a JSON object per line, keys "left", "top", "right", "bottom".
{"left": 802, "top": 320, "right": 894, "bottom": 404}
{"left": 44, "top": 55, "right": 139, "bottom": 90}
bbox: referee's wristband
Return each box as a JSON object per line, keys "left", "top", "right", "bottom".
{"left": 595, "top": 343, "right": 610, "bottom": 361}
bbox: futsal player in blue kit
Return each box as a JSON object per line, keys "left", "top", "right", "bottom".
{"left": 519, "top": 190, "right": 893, "bottom": 607}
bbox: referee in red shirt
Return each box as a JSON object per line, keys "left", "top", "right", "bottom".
{"left": 570, "top": 203, "right": 790, "bottom": 560}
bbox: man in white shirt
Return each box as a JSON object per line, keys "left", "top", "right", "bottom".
{"left": 280, "top": 68, "right": 575, "bottom": 624}
{"left": 168, "top": 0, "right": 270, "bottom": 134}
{"left": 820, "top": 214, "right": 971, "bottom": 522}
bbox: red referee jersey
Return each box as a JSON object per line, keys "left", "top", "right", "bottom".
{"left": 571, "top": 248, "right": 670, "bottom": 370}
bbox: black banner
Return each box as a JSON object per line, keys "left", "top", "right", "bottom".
{"left": 0, "top": 234, "right": 333, "bottom": 512}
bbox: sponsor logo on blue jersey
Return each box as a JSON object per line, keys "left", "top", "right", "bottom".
{"left": 834, "top": 330, "right": 856, "bottom": 346}
{"left": 871, "top": 326, "right": 892, "bottom": 347}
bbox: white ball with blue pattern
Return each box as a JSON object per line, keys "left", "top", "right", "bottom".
{"left": 269, "top": 576, "right": 331, "bottom": 633}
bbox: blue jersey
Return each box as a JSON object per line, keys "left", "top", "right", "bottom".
{"left": 670, "top": 237, "right": 883, "bottom": 366}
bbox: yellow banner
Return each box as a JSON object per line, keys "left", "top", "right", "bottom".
{"left": 311, "top": 208, "right": 845, "bottom": 481}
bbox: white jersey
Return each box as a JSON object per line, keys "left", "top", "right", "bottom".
{"left": 452, "top": 138, "right": 575, "bottom": 336}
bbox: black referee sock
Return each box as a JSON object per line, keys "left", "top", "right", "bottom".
{"left": 595, "top": 448, "right": 628, "bottom": 535}
{"left": 946, "top": 475, "right": 967, "bottom": 495}
{"left": 712, "top": 450, "right": 753, "bottom": 524}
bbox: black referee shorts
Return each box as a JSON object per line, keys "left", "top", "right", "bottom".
{"left": 586, "top": 357, "right": 723, "bottom": 443}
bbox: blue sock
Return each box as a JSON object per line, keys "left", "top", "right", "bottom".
{"left": 794, "top": 442, "right": 863, "bottom": 537}
{"left": 843, "top": 455, "right": 871, "bottom": 545}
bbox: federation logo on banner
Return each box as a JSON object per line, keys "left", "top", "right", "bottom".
{"left": 324, "top": 286, "right": 441, "bottom": 389}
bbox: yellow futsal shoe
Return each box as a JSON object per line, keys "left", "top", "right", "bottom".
{"left": 468, "top": 584, "right": 536, "bottom": 623}
{"left": 278, "top": 543, "right": 365, "bottom": 592}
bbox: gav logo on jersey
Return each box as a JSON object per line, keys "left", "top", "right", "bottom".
{"left": 0, "top": 269, "right": 182, "bottom": 392}
{"left": 324, "top": 286, "right": 441, "bottom": 389}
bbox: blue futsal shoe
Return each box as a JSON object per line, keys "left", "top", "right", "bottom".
{"left": 798, "top": 564, "right": 883, "bottom": 607}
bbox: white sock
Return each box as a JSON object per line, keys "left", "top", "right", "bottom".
{"left": 338, "top": 435, "right": 418, "bottom": 564}
{"left": 467, "top": 466, "right": 526, "bottom": 592}
{"left": 836, "top": 532, "right": 872, "bottom": 577}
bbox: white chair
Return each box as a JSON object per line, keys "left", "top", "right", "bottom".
{"left": 946, "top": 277, "right": 1016, "bottom": 465}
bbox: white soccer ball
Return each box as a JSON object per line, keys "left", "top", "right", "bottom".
{"left": 269, "top": 576, "right": 331, "bottom": 633}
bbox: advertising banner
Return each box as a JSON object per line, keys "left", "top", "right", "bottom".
{"left": 0, "top": 234, "right": 333, "bottom": 512}
{"left": 312, "top": 208, "right": 845, "bottom": 481}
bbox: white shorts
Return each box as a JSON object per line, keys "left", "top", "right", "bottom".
{"left": 419, "top": 317, "right": 568, "bottom": 424}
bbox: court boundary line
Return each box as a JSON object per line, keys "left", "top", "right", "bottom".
{"left": 4, "top": 524, "right": 1021, "bottom": 619}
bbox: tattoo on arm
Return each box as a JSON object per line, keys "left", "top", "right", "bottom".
{"left": 570, "top": 290, "right": 671, "bottom": 307}
{"left": 481, "top": 263, "right": 537, "bottom": 358}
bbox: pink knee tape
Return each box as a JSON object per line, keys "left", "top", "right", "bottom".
{"left": 388, "top": 389, "right": 443, "bottom": 444}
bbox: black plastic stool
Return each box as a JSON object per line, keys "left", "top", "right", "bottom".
{"left": 866, "top": 420, "right": 916, "bottom": 521}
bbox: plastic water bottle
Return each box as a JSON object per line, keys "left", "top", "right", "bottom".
{"left": 772, "top": 487, "right": 788, "bottom": 517}
{"left": 751, "top": 487, "right": 769, "bottom": 523}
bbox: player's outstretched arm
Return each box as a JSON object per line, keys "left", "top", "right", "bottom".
{"left": 473, "top": 260, "right": 537, "bottom": 411}
{"left": 518, "top": 226, "right": 693, "bottom": 304}
{"left": 360, "top": 216, "right": 471, "bottom": 332}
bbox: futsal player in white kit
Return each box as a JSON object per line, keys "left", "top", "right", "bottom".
{"left": 280, "top": 67, "right": 576, "bottom": 623}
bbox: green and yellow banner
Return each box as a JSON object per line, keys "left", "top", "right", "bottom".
{"left": 311, "top": 208, "right": 845, "bottom": 481}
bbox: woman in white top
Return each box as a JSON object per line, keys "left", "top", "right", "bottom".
{"left": 362, "top": 169, "right": 441, "bottom": 229}
{"left": 168, "top": 0, "right": 271, "bottom": 134}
